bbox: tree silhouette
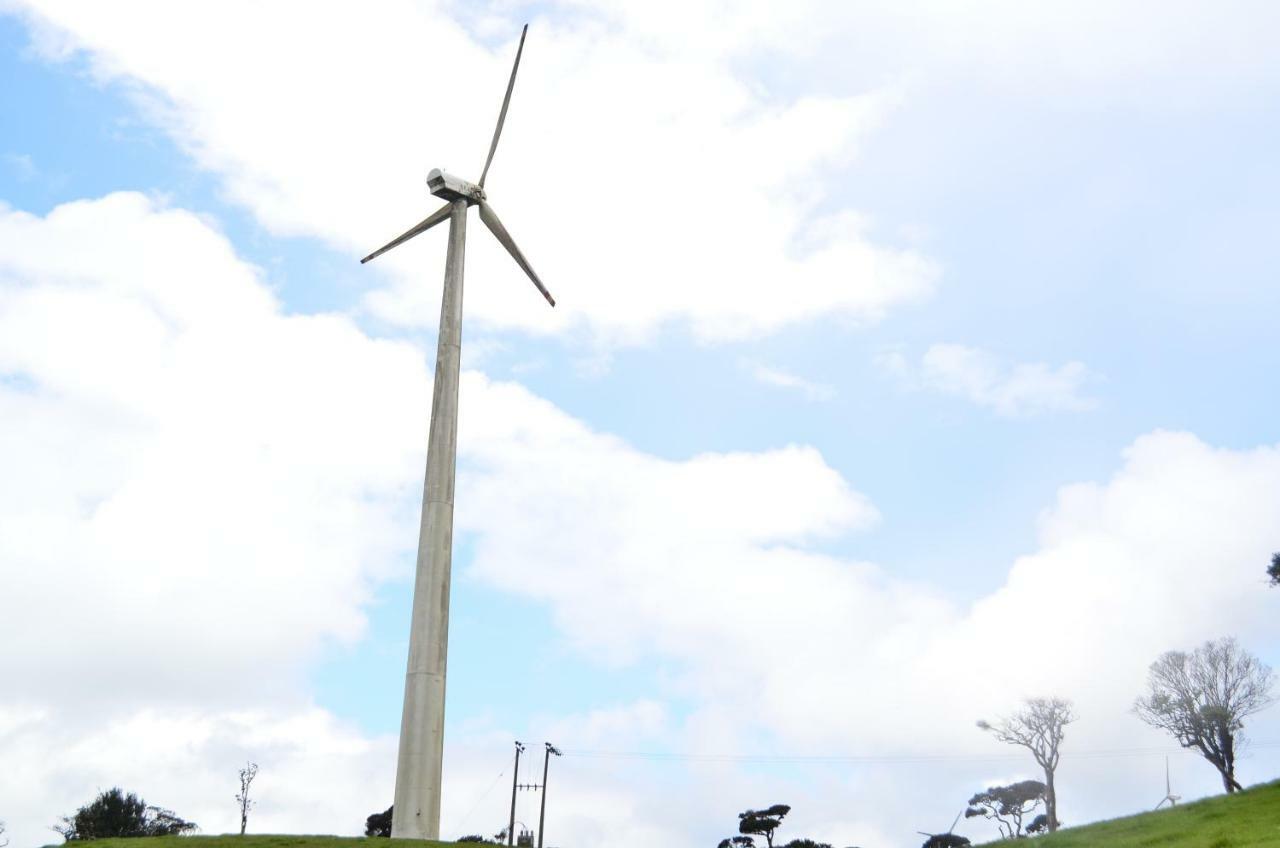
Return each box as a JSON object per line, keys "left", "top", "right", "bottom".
{"left": 919, "top": 837, "right": 969, "bottom": 848}
{"left": 964, "top": 780, "right": 1045, "bottom": 839}
{"left": 1268, "top": 552, "right": 1279, "bottom": 586}
{"left": 235, "top": 762, "right": 259, "bottom": 835}
{"left": 977, "top": 697, "right": 1074, "bottom": 831}
{"left": 365, "top": 806, "right": 392, "bottom": 837}
{"left": 1134, "top": 637, "right": 1275, "bottom": 793}
{"left": 729, "top": 805, "right": 791, "bottom": 848}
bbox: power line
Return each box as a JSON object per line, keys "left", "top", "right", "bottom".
{"left": 560, "top": 741, "right": 1280, "bottom": 766}
{"left": 457, "top": 766, "right": 508, "bottom": 832}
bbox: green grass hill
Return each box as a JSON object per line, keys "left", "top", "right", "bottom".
{"left": 77, "top": 837, "right": 456, "bottom": 848}
{"left": 54, "top": 785, "right": 1280, "bottom": 848}
{"left": 977, "top": 780, "right": 1280, "bottom": 847}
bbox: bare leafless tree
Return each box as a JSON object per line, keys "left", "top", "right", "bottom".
{"left": 977, "top": 697, "right": 1075, "bottom": 832}
{"left": 235, "top": 762, "right": 259, "bottom": 835}
{"left": 1134, "top": 637, "right": 1275, "bottom": 794}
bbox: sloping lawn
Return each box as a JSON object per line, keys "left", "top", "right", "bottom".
{"left": 977, "top": 780, "right": 1280, "bottom": 847}
{"left": 81, "top": 837, "right": 457, "bottom": 848}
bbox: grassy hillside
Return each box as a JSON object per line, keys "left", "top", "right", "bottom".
{"left": 978, "top": 780, "right": 1280, "bottom": 847}
{"left": 56, "top": 786, "right": 1280, "bottom": 848}
{"left": 80, "top": 837, "right": 457, "bottom": 848}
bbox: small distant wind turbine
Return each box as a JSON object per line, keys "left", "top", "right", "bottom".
{"left": 1155, "top": 756, "right": 1181, "bottom": 809}
{"left": 360, "top": 24, "right": 553, "bottom": 841}
{"left": 917, "top": 811, "right": 970, "bottom": 848}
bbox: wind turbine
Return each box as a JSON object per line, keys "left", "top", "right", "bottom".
{"left": 1155, "top": 756, "right": 1181, "bottom": 810}
{"left": 917, "top": 811, "right": 970, "bottom": 848}
{"left": 360, "top": 24, "right": 554, "bottom": 840}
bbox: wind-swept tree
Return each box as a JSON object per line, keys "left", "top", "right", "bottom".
{"left": 1134, "top": 637, "right": 1275, "bottom": 793}
{"left": 735, "top": 805, "right": 791, "bottom": 848}
{"left": 977, "top": 697, "right": 1074, "bottom": 831}
{"left": 964, "top": 780, "right": 1046, "bottom": 839}
{"left": 1268, "top": 552, "right": 1279, "bottom": 587}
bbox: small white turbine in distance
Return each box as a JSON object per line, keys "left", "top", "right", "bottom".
{"left": 1155, "top": 756, "right": 1181, "bottom": 809}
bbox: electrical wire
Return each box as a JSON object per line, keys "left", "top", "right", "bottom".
{"left": 560, "top": 741, "right": 1280, "bottom": 766}
{"left": 457, "top": 767, "right": 507, "bottom": 832}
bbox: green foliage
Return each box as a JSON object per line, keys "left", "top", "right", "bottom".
{"left": 364, "top": 807, "right": 392, "bottom": 838}
{"left": 920, "top": 836, "right": 970, "bottom": 848}
{"left": 733, "top": 805, "right": 792, "bottom": 848}
{"left": 975, "top": 780, "right": 1280, "bottom": 847}
{"left": 55, "top": 788, "right": 196, "bottom": 841}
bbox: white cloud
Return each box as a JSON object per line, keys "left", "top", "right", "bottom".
{"left": 8, "top": 1, "right": 937, "bottom": 346}
{"left": 0, "top": 192, "right": 431, "bottom": 708}
{"left": 749, "top": 364, "right": 835, "bottom": 402}
{"left": 878, "top": 343, "right": 1097, "bottom": 416}
{"left": 0, "top": 192, "right": 422, "bottom": 848}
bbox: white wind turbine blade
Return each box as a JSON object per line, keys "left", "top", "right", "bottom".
{"left": 479, "top": 24, "right": 528, "bottom": 188}
{"left": 478, "top": 199, "right": 555, "bottom": 306}
{"left": 361, "top": 202, "right": 454, "bottom": 264}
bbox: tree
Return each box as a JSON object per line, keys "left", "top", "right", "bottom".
{"left": 236, "top": 761, "right": 259, "bottom": 836}
{"left": 919, "top": 836, "right": 970, "bottom": 848}
{"left": 779, "top": 840, "right": 833, "bottom": 848}
{"left": 977, "top": 697, "right": 1074, "bottom": 831}
{"left": 1134, "top": 637, "right": 1275, "bottom": 793}
{"left": 718, "top": 838, "right": 756, "bottom": 848}
{"left": 365, "top": 806, "right": 393, "bottom": 837}
{"left": 54, "top": 788, "right": 197, "bottom": 841}
{"left": 737, "top": 805, "right": 791, "bottom": 848}
{"left": 1, "top": 818, "right": 8, "bottom": 848}
{"left": 964, "top": 780, "right": 1046, "bottom": 839}
{"left": 1268, "top": 552, "right": 1279, "bottom": 586}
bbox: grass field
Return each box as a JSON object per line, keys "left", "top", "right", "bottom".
{"left": 80, "top": 837, "right": 456, "bottom": 848}
{"left": 60, "top": 784, "right": 1280, "bottom": 848}
{"left": 976, "top": 779, "right": 1280, "bottom": 847}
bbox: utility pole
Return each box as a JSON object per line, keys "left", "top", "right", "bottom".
{"left": 507, "top": 741, "right": 525, "bottom": 846}
{"left": 537, "top": 743, "right": 561, "bottom": 848}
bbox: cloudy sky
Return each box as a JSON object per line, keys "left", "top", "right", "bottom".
{"left": 2, "top": 2, "right": 1279, "bottom": 847}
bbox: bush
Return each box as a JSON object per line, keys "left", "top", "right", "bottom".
{"left": 54, "top": 788, "right": 196, "bottom": 841}
{"left": 364, "top": 806, "right": 393, "bottom": 838}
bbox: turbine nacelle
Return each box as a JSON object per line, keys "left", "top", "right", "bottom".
{"left": 427, "top": 169, "right": 485, "bottom": 205}
{"left": 359, "top": 22, "right": 555, "bottom": 310}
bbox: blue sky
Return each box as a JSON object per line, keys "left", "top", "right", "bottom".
{"left": 2, "top": 4, "right": 1279, "bottom": 848}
